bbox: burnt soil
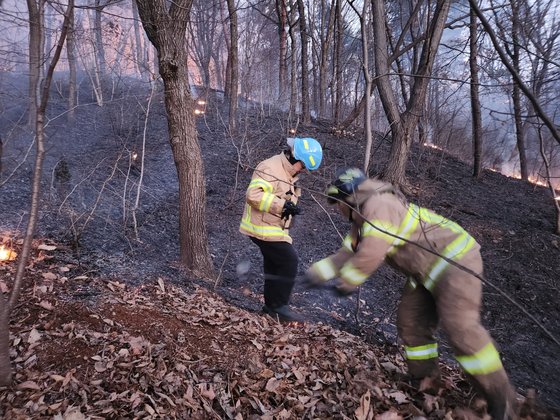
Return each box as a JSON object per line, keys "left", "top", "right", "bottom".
{"left": 0, "top": 79, "right": 559, "bottom": 418}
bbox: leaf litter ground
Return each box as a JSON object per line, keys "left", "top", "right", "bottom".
{"left": 0, "top": 83, "right": 559, "bottom": 418}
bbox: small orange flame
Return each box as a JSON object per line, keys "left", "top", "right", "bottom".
{"left": 197, "top": 100, "right": 206, "bottom": 106}
{"left": 422, "top": 142, "right": 443, "bottom": 151}
{"left": 0, "top": 245, "right": 17, "bottom": 262}
{"left": 194, "top": 109, "right": 204, "bottom": 115}
{"left": 289, "top": 128, "right": 296, "bottom": 134}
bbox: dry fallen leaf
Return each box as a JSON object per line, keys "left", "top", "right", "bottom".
{"left": 157, "top": 277, "right": 165, "bottom": 292}
{"left": 0, "top": 281, "right": 9, "bottom": 293}
{"left": 37, "top": 244, "right": 57, "bottom": 251}
{"left": 27, "top": 328, "right": 42, "bottom": 344}
{"left": 355, "top": 390, "right": 372, "bottom": 420}
{"left": 39, "top": 300, "right": 54, "bottom": 310}
{"left": 388, "top": 391, "right": 409, "bottom": 405}
{"left": 17, "top": 380, "right": 41, "bottom": 390}
{"left": 265, "top": 377, "right": 280, "bottom": 393}
{"left": 197, "top": 383, "right": 216, "bottom": 400}
{"left": 375, "top": 410, "right": 403, "bottom": 420}
{"left": 61, "top": 406, "right": 86, "bottom": 420}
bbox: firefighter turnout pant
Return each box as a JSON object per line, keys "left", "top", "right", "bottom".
{"left": 397, "top": 251, "right": 516, "bottom": 419}
{"left": 250, "top": 237, "right": 299, "bottom": 309}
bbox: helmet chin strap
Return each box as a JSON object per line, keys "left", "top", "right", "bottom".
{"left": 284, "top": 149, "right": 299, "bottom": 165}
{"left": 342, "top": 200, "right": 354, "bottom": 222}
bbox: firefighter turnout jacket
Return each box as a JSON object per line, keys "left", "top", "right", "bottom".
{"left": 309, "top": 178, "right": 481, "bottom": 291}
{"left": 307, "top": 178, "right": 516, "bottom": 418}
{"left": 239, "top": 152, "right": 301, "bottom": 243}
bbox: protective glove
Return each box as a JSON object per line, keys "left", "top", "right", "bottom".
{"left": 281, "top": 200, "right": 302, "bottom": 220}
{"left": 333, "top": 279, "right": 358, "bottom": 296}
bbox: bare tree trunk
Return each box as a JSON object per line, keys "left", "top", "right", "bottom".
{"left": 135, "top": 0, "right": 214, "bottom": 277}
{"left": 373, "top": 0, "right": 451, "bottom": 186}
{"left": 1, "top": 0, "right": 74, "bottom": 386}
{"left": 333, "top": 0, "right": 342, "bottom": 123}
{"left": 212, "top": 50, "right": 223, "bottom": 91}
{"left": 537, "top": 127, "right": 560, "bottom": 235}
{"left": 512, "top": 84, "right": 527, "bottom": 178}
{"left": 86, "top": 8, "right": 104, "bottom": 106}
{"left": 469, "top": 6, "right": 483, "bottom": 178}
{"left": 296, "top": 0, "right": 310, "bottom": 123}
{"left": 288, "top": 7, "right": 298, "bottom": 117}
{"left": 0, "top": 291, "right": 10, "bottom": 386}
{"left": 224, "top": 4, "right": 232, "bottom": 101}
{"left": 275, "top": 0, "right": 288, "bottom": 105}
{"left": 132, "top": 0, "right": 147, "bottom": 79}
{"left": 510, "top": 0, "right": 528, "bottom": 180}
{"left": 348, "top": 0, "right": 372, "bottom": 172}
{"left": 67, "top": 4, "right": 76, "bottom": 122}
{"left": 94, "top": 0, "right": 106, "bottom": 75}
{"left": 318, "top": 0, "right": 335, "bottom": 118}
{"left": 27, "top": 0, "right": 42, "bottom": 127}
{"left": 226, "top": 0, "right": 238, "bottom": 131}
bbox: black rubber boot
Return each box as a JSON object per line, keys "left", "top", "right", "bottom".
{"left": 262, "top": 305, "right": 305, "bottom": 323}
{"left": 263, "top": 276, "right": 295, "bottom": 308}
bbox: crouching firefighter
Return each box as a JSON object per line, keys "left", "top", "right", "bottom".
{"left": 304, "top": 168, "right": 517, "bottom": 419}
{"left": 239, "top": 137, "right": 323, "bottom": 322}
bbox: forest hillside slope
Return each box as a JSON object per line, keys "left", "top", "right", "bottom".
{"left": 0, "top": 80, "right": 559, "bottom": 417}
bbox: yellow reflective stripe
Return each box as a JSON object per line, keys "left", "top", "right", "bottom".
{"left": 405, "top": 343, "right": 438, "bottom": 360}
{"left": 240, "top": 221, "right": 288, "bottom": 238}
{"left": 418, "top": 207, "right": 448, "bottom": 226}
{"left": 309, "top": 155, "right": 316, "bottom": 167}
{"left": 387, "top": 204, "right": 420, "bottom": 255}
{"left": 340, "top": 262, "right": 368, "bottom": 285}
{"left": 418, "top": 207, "right": 476, "bottom": 291}
{"left": 342, "top": 235, "right": 353, "bottom": 251}
{"left": 240, "top": 205, "right": 288, "bottom": 238}
{"left": 259, "top": 192, "right": 275, "bottom": 212}
{"left": 303, "top": 139, "right": 309, "bottom": 149}
{"left": 424, "top": 233, "right": 476, "bottom": 291}
{"left": 248, "top": 178, "right": 273, "bottom": 193}
{"left": 418, "top": 207, "right": 464, "bottom": 235}
{"left": 361, "top": 219, "right": 399, "bottom": 245}
{"left": 456, "top": 342, "right": 503, "bottom": 375}
{"left": 313, "top": 258, "right": 337, "bottom": 281}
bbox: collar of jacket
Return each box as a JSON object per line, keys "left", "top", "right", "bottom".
{"left": 279, "top": 152, "right": 300, "bottom": 180}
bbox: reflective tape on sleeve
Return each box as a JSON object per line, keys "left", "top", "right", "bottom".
{"left": 387, "top": 204, "right": 420, "bottom": 255}
{"left": 456, "top": 342, "right": 503, "bottom": 375}
{"left": 313, "top": 258, "right": 338, "bottom": 281}
{"left": 404, "top": 343, "right": 438, "bottom": 360}
{"left": 339, "top": 262, "right": 368, "bottom": 285}
{"left": 248, "top": 178, "right": 273, "bottom": 193}
{"left": 424, "top": 233, "right": 476, "bottom": 291}
{"left": 342, "top": 235, "right": 353, "bottom": 251}
{"left": 361, "top": 219, "right": 399, "bottom": 244}
{"left": 259, "top": 192, "right": 275, "bottom": 212}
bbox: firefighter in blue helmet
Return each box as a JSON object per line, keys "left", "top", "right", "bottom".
{"left": 239, "top": 137, "right": 322, "bottom": 322}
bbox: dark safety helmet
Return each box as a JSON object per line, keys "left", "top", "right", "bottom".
{"left": 326, "top": 167, "right": 366, "bottom": 204}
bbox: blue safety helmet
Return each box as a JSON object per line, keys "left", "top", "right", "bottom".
{"left": 290, "top": 137, "right": 323, "bottom": 171}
